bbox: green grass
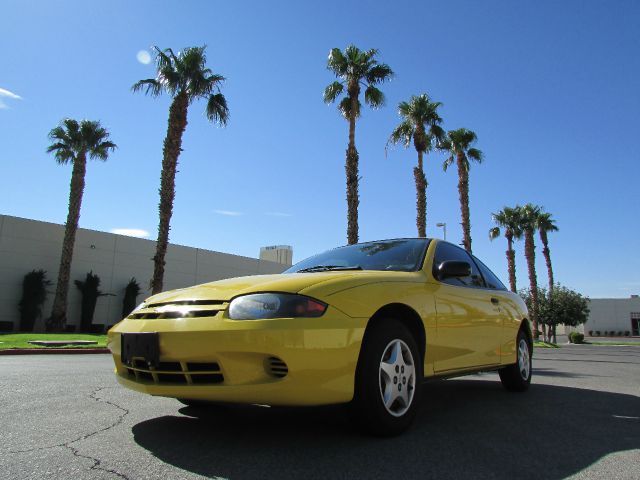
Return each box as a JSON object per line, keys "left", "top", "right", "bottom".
{"left": 533, "top": 341, "right": 561, "bottom": 348}
{"left": 0, "top": 333, "right": 108, "bottom": 350}
{"left": 584, "top": 341, "right": 640, "bottom": 346}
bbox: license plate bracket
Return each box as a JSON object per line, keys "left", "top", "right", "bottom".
{"left": 121, "top": 333, "right": 159, "bottom": 368}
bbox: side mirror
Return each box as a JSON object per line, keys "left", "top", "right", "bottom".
{"left": 438, "top": 261, "right": 471, "bottom": 279}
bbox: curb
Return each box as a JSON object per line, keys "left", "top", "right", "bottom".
{"left": 0, "top": 348, "right": 110, "bottom": 355}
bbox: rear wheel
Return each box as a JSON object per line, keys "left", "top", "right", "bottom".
{"left": 349, "top": 320, "right": 422, "bottom": 436}
{"left": 499, "top": 331, "right": 532, "bottom": 391}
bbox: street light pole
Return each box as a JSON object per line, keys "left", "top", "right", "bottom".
{"left": 436, "top": 222, "right": 447, "bottom": 241}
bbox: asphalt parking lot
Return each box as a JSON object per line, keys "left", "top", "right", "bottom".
{"left": 1, "top": 345, "right": 638, "bottom": 480}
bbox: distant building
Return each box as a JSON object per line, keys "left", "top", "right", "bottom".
{"left": 260, "top": 245, "right": 293, "bottom": 267}
{"left": 582, "top": 297, "right": 640, "bottom": 336}
{"left": 0, "top": 214, "right": 289, "bottom": 332}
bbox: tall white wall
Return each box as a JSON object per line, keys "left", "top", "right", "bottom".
{"left": 0, "top": 215, "right": 286, "bottom": 331}
{"left": 584, "top": 298, "right": 640, "bottom": 335}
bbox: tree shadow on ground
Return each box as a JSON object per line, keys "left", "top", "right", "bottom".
{"left": 132, "top": 380, "right": 639, "bottom": 480}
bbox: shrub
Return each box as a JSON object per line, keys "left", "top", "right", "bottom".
{"left": 18, "top": 270, "right": 52, "bottom": 332}
{"left": 572, "top": 333, "right": 584, "bottom": 344}
{"left": 75, "top": 271, "right": 113, "bottom": 333}
{"left": 588, "top": 330, "right": 593, "bottom": 336}
{"left": 618, "top": 331, "right": 623, "bottom": 336}
{"left": 625, "top": 331, "right": 630, "bottom": 337}
{"left": 122, "top": 277, "right": 141, "bottom": 318}
{"left": 595, "top": 330, "right": 600, "bottom": 336}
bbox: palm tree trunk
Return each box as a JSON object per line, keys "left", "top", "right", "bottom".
{"left": 345, "top": 96, "right": 359, "bottom": 245}
{"left": 524, "top": 229, "right": 539, "bottom": 339}
{"left": 456, "top": 154, "right": 472, "bottom": 252}
{"left": 48, "top": 151, "right": 87, "bottom": 332}
{"left": 540, "top": 230, "right": 554, "bottom": 292}
{"left": 540, "top": 229, "right": 555, "bottom": 342}
{"left": 151, "top": 92, "right": 189, "bottom": 294}
{"left": 506, "top": 233, "right": 517, "bottom": 292}
{"left": 414, "top": 151, "right": 427, "bottom": 238}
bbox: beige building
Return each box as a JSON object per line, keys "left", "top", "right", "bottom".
{"left": 583, "top": 297, "right": 640, "bottom": 336}
{"left": 0, "top": 215, "right": 289, "bottom": 332}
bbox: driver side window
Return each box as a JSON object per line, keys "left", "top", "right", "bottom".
{"left": 432, "top": 242, "right": 485, "bottom": 288}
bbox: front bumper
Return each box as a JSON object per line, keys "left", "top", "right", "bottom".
{"left": 108, "top": 308, "right": 367, "bottom": 406}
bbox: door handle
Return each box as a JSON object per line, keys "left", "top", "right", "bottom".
{"left": 491, "top": 297, "right": 500, "bottom": 305}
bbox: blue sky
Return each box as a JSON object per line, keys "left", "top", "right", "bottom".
{"left": 1, "top": 1, "right": 638, "bottom": 298}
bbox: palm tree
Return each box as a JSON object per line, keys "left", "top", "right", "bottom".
{"left": 489, "top": 206, "right": 523, "bottom": 292}
{"left": 324, "top": 45, "right": 393, "bottom": 244}
{"left": 520, "top": 203, "right": 541, "bottom": 339}
{"left": 439, "top": 128, "right": 483, "bottom": 253}
{"left": 47, "top": 119, "right": 116, "bottom": 331}
{"left": 537, "top": 210, "right": 559, "bottom": 343}
{"left": 133, "top": 46, "right": 229, "bottom": 294}
{"left": 388, "top": 94, "right": 444, "bottom": 237}
{"left": 537, "top": 211, "right": 559, "bottom": 292}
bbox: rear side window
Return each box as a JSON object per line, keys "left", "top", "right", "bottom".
{"left": 432, "top": 242, "right": 485, "bottom": 288}
{"left": 473, "top": 256, "right": 508, "bottom": 291}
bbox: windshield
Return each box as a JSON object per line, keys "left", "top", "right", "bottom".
{"left": 284, "top": 239, "right": 430, "bottom": 273}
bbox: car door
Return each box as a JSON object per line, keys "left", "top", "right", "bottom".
{"left": 431, "top": 242, "right": 502, "bottom": 373}
{"left": 472, "top": 255, "right": 520, "bottom": 364}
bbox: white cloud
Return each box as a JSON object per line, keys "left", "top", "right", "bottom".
{"left": 136, "top": 50, "right": 152, "bottom": 65}
{"left": 265, "top": 212, "right": 293, "bottom": 217}
{"left": 0, "top": 88, "right": 21, "bottom": 100}
{"left": 110, "top": 228, "right": 149, "bottom": 238}
{"left": 0, "top": 87, "right": 21, "bottom": 110}
{"left": 214, "top": 209, "right": 243, "bottom": 216}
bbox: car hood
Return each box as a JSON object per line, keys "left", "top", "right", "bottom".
{"left": 143, "top": 270, "right": 421, "bottom": 304}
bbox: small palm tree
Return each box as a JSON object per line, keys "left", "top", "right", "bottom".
{"left": 536, "top": 211, "right": 559, "bottom": 292}
{"left": 440, "top": 128, "right": 483, "bottom": 253}
{"left": 519, "top": 203, "right": 542, "bottom": 339}
{"left": 133, "top": 46, "right": 229, "bottom": 294}
{"left": 47, "top": 119, "right": 116, "bottom": 331}
{"left": 324, "top": 45, "right": 393, "bottom": 244}
{"left": 388, "top": 94, "right": 444, "bottom": 237}
{"left": 489, "top": 206, "right": 523, "bottom": 292}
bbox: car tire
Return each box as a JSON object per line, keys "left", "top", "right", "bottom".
{"left": 349, "top": 319, "right": 422, "bottom": 436}
{"left": 499, "top": 330, "right": 532, "bottom": 392}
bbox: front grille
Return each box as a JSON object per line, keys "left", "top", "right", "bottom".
{"left": 147, "top": 300, "right": 226, "bottom": 308}
{"left": 127, "top": 300, "right": 227, "bottom": 320}
{"left": 267, "top": 356, "right": 288, "bottom": 378}
{"left": 128, "top": 310, "right": 221, "bottom": 320}
{"left": 123, "top": 360, "right": 224, "bottom": 385}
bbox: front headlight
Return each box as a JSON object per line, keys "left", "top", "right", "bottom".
{"left": 228, "top": 293, "right": 327, "bottom": 320}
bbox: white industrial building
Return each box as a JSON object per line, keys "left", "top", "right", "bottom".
{"left": 583, "top": 297, "right": 640, "bottom": 337}
{"left": 259, "top": 245, "right": 293, "bottom": 266}
{"left": 0, "top": 214, "right": 291, "bottom": 332}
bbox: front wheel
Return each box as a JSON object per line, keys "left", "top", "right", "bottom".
{"left": 499, "top": 331, "right": 532, "bottom": 391}
{"left": 349, "top": 320, "right": 422, "bottom": 436}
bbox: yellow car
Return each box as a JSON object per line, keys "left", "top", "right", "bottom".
{"left": 108, "top": 238, "right": 532, "bottom": 436}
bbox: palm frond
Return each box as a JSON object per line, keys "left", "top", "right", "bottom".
{"left": 388, "top": 121, "right": 414, "bottom": 149}
{"left": 366, "top": 63, "right": 394, "bottom": 84}
{"left": 327, "top": 48, "right": 348, "bottom": 75}
{"left": 489, "top": 226, "right": 501, "bottom": 240}
{"left": 206, "top": 93, "right": 229, "bottom": 125}
{"left": 364, "top": 85, "right": 384, "bottom": 108}
{"left": 467, "top": 147, "right": 483, "bottom": 163}
{"left": 442, "top": 155, "right": 455, "bottom": 172}
{"left": 338, "top": 96, "right": 359, "bottom": 119}
{"left": 90, "top": 141, "right": 117, "bottom": 161}
{"left": 131, "top": 78, "right": 163, "bottom": 97}
{"left": 323, "top": 81, "right": 344, "bottom": 104}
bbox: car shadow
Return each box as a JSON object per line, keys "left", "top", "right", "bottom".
{"left": 132, "top": 380, "right": 639, "bottom": 480}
